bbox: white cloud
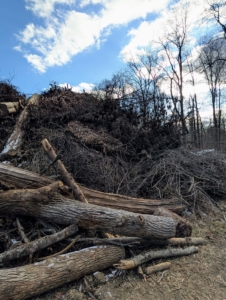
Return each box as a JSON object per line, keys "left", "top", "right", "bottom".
{"left": 59, "top": 82, "right": 95, "bottom": 92}
{"left": 25, "top": 0, "right": 75, "bottom": 18}
{"left": 119, "top": 0, "right": 213, "bottom": 63}
{"left": 16, "top": 0, "right": 173, "bottom": 72}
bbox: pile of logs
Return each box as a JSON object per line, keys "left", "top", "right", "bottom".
{"left": 0, "top": 139, "right": 206, "bottom": 300}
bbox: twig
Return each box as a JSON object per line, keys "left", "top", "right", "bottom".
{"left": 37, "top": 235, "right": 80, "bottom": 261}
{"left": 0, "top": 224, "right": 78, "bottom": 263}
{"left": 114, "top": 246, "right": 198, "bottom": 270}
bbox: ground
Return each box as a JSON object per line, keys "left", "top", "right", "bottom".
{"left": 29, "top": 202, "right": 226, "bottom": 300}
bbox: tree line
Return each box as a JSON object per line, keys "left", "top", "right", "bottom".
{"left": 94, "top": 0, "right": 226, "bottom": 150}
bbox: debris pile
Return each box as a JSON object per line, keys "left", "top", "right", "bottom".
{"left": 0, "top": 83, "right": 225, "bottom": 299}
{"left": 0, "top": 81, "right": 26, "bottom": 152}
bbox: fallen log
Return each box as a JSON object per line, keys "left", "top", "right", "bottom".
{"left": 0, "top": 224, "right": 78, "bottom": 263}
{"left": 0, "top": 94, "right": 39, "bottom": 157}
{"left": 114, "top": 246, "right": 198, "bottom": 270}
{"left": 0, "top": 245, "right": 125, "bottom": 300}
{"left": 0, "top": 181, "right": 185, "bottom": 239}
{"left": 0, "top": 163, "right": 185, "bottom": 214}
{"left": 153, "top": 207, "right": 192, "bottom": 237}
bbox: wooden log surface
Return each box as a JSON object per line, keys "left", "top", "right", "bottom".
{"left": 0, "top": 163, "right": 185, "bottom": 215}
{"left": 153, "top": 207, "right": 192, "bottom": 237}
{"left": 0, "top": 94, "right": 39, "bottom": 157}
{"left": 0, "top": 245, "right": 125, "bottom": 300}
{"left": 144, "top": 262, "right": 171, "bottom": 275}
{"left": 0, "top": 182, "right": 182, "bottom": 239}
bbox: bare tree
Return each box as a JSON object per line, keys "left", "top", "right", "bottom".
{"left": 156, "top": 3, "right": 191, "bottom": 137}
{"left": 206, "top": 0, "right": 226, "bottom": 38}
{"left": 186, "top": 57, "right": 203, "bottom": 148}
{"left": 197, "top": 37, "right": 226, "bottom": 146}
{"left": 123, "top": 52, "right": 170, "bottom": 126}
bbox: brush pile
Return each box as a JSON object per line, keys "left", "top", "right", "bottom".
{"left": 0, "top": 82, "right": 225, "bottom": 299}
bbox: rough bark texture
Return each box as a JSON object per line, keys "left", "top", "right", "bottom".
{"left": 0, "top": 245, "right": 125, "bottom": 300}
{"left": 0, "top": 182, "right": 181, "bottom": 239}
{"left": 41, "top": 138, "right": 88, "bottom": 203}
{"left": 153, "top": 207, "right": 192, "bottom": 237}
{"left": 0, "top": 94, "right": 39, "bottom": 157}
{"left": 0, "top": 224, "right": 78, "bottom": 263}
{"left": 0, "top": 163, "right": 185, "bottom": 214}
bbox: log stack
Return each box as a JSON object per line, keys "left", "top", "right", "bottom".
{"left": 0, "top": 159, "right": 205, "bottom": 300}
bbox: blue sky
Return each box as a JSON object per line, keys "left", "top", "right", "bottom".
{"left": 1, "top": 0, "right": 178, "bottom": 96}
{"left": 0, "top": 0, "right": 220, "bottom": 120}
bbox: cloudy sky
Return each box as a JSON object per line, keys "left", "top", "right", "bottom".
{"left": 0, "top": 0, "right": 216, "bottom": 105}
{"left": 0, "top": 0, "right": 186, "bottom": 94}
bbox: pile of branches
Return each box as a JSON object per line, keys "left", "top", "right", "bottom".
{"left": 17, "top": 85, "right": 180, "bottom": 197}
{"left": 0, "top": 81, "right": 26, "bottom": 151}
{"left": 0, "top": 141, "right": 205, "bottom": 300}
{"left": 139, "top": 148, "right": 226, "bottom": 212}
{"left": 1, "top": 85, "right": 226, "bottom": 209}
{"left": 22, "top": 84, "right": 180, "bottom": 156}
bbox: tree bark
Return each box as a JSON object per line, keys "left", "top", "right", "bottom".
{"left": 0, "top": 182, "right": 183, "bottom": 239}
{"left": 0, "top": 245, "right": 125, "bottom": 300}
{"left": 153, "top": 207, "right": 192, "bottom": 237}
{"left": 0, "top": 94, "right": 39, "bottom": 157}
{"left": 0, "top": 163, "right": 185, "bottom": 215}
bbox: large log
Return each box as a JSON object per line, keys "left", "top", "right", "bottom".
{"left": 0, "top": 245, "right": 125, "bottom": 300}
{"left": 0, "top": 182, "right": 184, "bottom": 239}
{"left": 153, "top": 207, "right": 192, "bottom": 237}
{"left": 0, "top": 94, "right": 39, "bottom": 157}
{"left": 0, "top": 163, "right": 185, "bottom": 214}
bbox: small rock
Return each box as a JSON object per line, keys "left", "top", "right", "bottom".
{"left": 93, "top": 271, "right": 107, "bottom": 285}
{"left": 64, "top": 289, "right": 86, "bottom": 300}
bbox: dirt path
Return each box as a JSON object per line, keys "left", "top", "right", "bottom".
{"left": 30, "top": 205, "right": 226, "bottom": 300}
